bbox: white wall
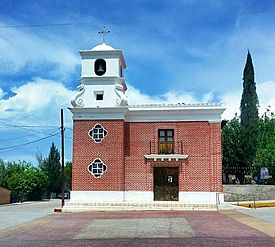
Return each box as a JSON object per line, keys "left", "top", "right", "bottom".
{"left": 71, "top": 191, "right": 124, "bottom": 202}
{"left": 179, "top": 192, "right": 222, "bottom": 204}
{"left": 82, "top": 84, "right": 117, "bottom": 107}
{"left": 82, "top": 58, "right": 120, "bottom": 77}
{"left": 124, "top": 191, "right": 154, "bottom": 202}
{"left": 70, "top": 191, "right": 223, "bottom": 204}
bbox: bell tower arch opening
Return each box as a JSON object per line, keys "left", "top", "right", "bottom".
{"left": 94, "top": 59, "right": 106, "bottom": 76}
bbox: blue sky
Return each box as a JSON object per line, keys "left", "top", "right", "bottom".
{"left": 0, "top": 0, "right": 274, "bottom": 165}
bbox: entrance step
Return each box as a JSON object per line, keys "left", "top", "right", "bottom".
{"left": 62, "top": 201, "right": 217, "bottom": 212}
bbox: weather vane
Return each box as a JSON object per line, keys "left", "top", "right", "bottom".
{"left": 98, "top": 26, "right": 110, "bottom": 44}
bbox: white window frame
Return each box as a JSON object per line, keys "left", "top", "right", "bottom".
{"left": 94, "top": 90, "right": 104, "bottom": 101}
{"left": 88, "top": 124, "right": 108, "bottom": 143}
{"left": 87, "top": 158, "right": 107, "bottom": 178}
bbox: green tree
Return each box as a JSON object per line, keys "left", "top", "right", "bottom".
{"left": 0, "top": 159, "right": 7, "bottom": 187}
{"left": 222, "top": 116, "right": 242, "bottom": 182}
{"left": 254, "top": 108, "right": 275, "bottom": 184}
{"left": 40, "top": 143, "right": 61, "bottom": 193}
{"left": 240, "top": 51, "right": 259, "bottom": 169}
{"left": 4, "top": 161, "right": 48, "bottom": 201}
{"left": 64, "top": 161, "right": 72, "bottom": 190}
{"left": 5, "top": 160, "right": 29, "bottom": 184}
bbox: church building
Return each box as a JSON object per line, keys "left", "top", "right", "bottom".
{"left": 66, "top": 35, "right": 225, "bottom": 210}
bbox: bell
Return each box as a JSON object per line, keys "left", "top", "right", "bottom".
{"left": 97, "top": 64, "right": 104, "bottom": 73}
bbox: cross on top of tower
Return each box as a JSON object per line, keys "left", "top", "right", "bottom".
{"left": 98, "top": 27, "right": 110, "bottom": 44}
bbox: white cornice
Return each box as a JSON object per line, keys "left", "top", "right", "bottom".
{"left": 69, "top": 104, "right": 225, "bottom": 123}
{"left": 80, "top": 76, "right": 125, "bottom": 85}
{"left": 126, "top": 104, "right": 225, "bottom": 122}
{"left": 79, "top": 49, "right": 126, "bottom": 68}
{"left": 69, "top": 107, "right": 128, "bottom": 120}
{"left": 80, "top": 49, "right": 122, "bottom": 56}
{"left": 128, "top": 102, "right": 223, "bottom": 110}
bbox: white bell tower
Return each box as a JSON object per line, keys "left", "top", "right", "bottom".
{"left": 71, "top": 28, "right": 128, "bottom": 108}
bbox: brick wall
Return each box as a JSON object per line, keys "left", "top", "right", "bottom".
{"left": 72, "top": 120, "right": 222, "bottom": 193}
{"left": 72, "top": 120, "right": 125, "bottom": 191}
{"left": 124, "top": 122, "right": 222, "bottom": 192}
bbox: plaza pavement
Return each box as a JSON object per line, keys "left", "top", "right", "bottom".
{"left": 0, "top": 199, "right": 61, "bottom": 230}
{"left": 0, "top": 201, "right": 275, "bottom": 246}
{"left": 238, "top": 207, "right": 275, "bottom": 225}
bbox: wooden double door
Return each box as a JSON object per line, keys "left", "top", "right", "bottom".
{"left": 154, "top": 167, "right": 179, "bottom": 201}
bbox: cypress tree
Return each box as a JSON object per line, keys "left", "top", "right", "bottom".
{"left": 240, "top": 51, "right": 259, "bottom": 127}
{"left": 239, "top": 51, "right": 259, "bottom": 174}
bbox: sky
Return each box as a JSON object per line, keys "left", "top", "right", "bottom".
{"left": 0, "top": 0, "right": 274, "bottom": 165}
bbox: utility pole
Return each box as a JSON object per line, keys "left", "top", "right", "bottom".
{"left": 61, "top": 109, "right": 65, "bottom": 207}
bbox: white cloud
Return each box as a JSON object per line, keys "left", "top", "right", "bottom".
{"left": 0, "top": 78, "right": 76, "bottom": 164}
{"left": 127, "top": 81, "right": 275, "bottom": 120}
{"left": 0, "top": 78, "right": 75, "bottom": 126}
{"left": 220, "top": 89, "right": 241, "bottom": 120}
{"left": 0, "top": 22, "right": 79, "bottom": 79}
{"left": 258, "top": 80, "right": 275, "bottom": 116}
{"left": 126, "top": 85, "right": 200, "bottom": 106}
{"left": 126, "top": 85, "right": 161, "bottom": 105}
{"left": 219, "top": 80, "right": 275, "bottom": 120}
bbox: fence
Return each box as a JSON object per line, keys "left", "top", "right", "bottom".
{"left": 223, "top": 166, "right": 275, "bottom": 185}
{"left": 149, "top": 140, "right": 184, "bottom": 154}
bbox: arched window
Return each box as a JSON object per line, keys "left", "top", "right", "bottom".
{"left": 94, "top": 59, "right": 106, "bottom": 76}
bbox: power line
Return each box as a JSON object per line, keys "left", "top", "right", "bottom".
{"left": 1, "top": 129, "right": 61, "bottom": 141}
{"left": 0, "top": 121, "right": 59, "bottom": 129}
{"left": 0, "top": 121, "right": 73, "bottom": 142}
{"left": 0, "top": 121, "right": 71, "bottom": 131}
{"left": 0, "top": 132, "right": 59, "bottom": 151}
{"left": 0, "top": 121, "right": 61, "bottom": 137}
{"left": 0, "top": 133, "right": 46, "bottom": 142}
{"left": 0, "top": 8, "right": 274, "bottom": 29}
{"left": 0, "top": 125, "right": 59, "bottom": 128}
{"left": 0, "top": 22, "right": 92, "bottom": 29}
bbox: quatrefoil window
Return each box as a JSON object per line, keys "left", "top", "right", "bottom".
{"left": 88, "top": 124, "right": 107, "bottom": 143}
{"left": 87, "top": 158, "right": 107, "bottom": 178}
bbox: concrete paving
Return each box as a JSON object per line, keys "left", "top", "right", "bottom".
{"left": 0, "top": 199, "right": 61, "bottom": 230}
{"left": 238, "top": 207, "right": 275, "bottom": 225}
{"left": 74, "top": 218, "right": 195, "bottom": 239}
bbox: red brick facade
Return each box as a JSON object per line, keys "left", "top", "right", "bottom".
{"left": 72, "top": 120, "right": 222, "bottom": 193}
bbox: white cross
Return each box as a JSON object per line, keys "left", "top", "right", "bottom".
{"left": 98, "top": 26, "right": 110, "bottom": 44}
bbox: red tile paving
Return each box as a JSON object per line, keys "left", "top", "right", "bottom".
{"left": 1, "top": 211, "right": 274, "bottom": 247}
{"left": 185, "top": 211, "right": 275, "bottom": 246}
